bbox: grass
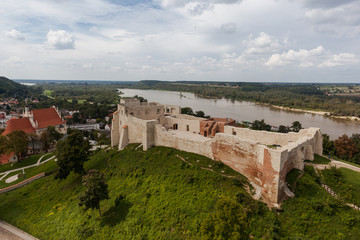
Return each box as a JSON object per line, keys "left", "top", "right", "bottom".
{"left": 321, "top": 167, "right": 360, "bottom": 206}
{"left": 305, "top": 154, "right": 331, "bottom": 164}
{"left": 0, "top": 153, "right": 53, "bottom": 173}
{"left": 286, "top": 168, "right": 301, "bottom": 191}
{"left": 0, "top": 146, "right": 359, "bottom": 239}
{"left": 0, "top": 156, "right": 57, "bottom": 189}
{"left": 43, "top": 90, "right": 55, "bottom": 99}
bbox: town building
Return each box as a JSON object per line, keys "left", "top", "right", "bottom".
{"left": 111, "top": 99, "right": 323, "bottom": 205}
{"left": 2, "top": 106, "right": 66, "bottom": 136}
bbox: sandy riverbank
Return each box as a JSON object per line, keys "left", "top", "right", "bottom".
{"left": 270, "top": 105, "right": 360, "bottom": 121}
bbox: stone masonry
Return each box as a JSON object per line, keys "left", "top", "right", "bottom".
{"left": 111, "top": 99, "right": 323, "bottom": 204}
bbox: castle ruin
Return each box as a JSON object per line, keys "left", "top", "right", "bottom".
{"left": 111, "top": 98, "right": 323, "bottom": 204}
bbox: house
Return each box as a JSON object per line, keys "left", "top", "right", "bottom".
{"left": 0, "top": 153, "right": 18, "bottom": 165}
{"left": 2, "top": 106, "right": 66, "bottom": 136}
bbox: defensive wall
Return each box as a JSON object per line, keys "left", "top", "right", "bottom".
{"left": 111, "top": 99, "right": 323, "bottom": 204}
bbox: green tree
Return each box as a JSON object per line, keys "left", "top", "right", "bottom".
{"left": 78, "top": 169, "right": 109, "bottom": 217}
{"left": 55, "top": 131, "right": 90, "bottom": 179}
{"left": 278, "top": 125, "right": 290, "bottom": 133}
{"left": 181, "top": 107, "right": 194, "bottom": 115}
{"left": 47, "top": 126, "right": 62, "bottom": 143}
{"left": 251, "top": 119, "right": 271, "bottom": 131}
{"left": 6, "top": 130, "right": 28, "bottom": 159}
{"left": 291, "top": 121, "right": 303, "bottom": 132}
{"left": 323, "top": 134, "right": 335, "bottom": 155}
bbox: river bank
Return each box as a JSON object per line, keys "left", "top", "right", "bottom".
{"left": 269, "top": 105, "right": 360, "bottom": 122}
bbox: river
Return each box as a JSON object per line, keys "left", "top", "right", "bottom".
{"left": 120, "top": 88, "right": 360, "bottom": 139}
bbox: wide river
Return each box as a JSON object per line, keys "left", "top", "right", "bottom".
{"left": 120, "top": 88, "right": 360, "bottom": 139}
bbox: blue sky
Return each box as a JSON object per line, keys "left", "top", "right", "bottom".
{"left": 1, "top": 0, "right": 360, "bottom": 82}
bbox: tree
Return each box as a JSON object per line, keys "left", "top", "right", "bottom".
{"left": 291, "top": 121, "right": 303, "bottom": 132}
{"left": 334, "top": 134, "right": 358, "bottom": 160}
{"left": 48, "top": 126, "right": 62, "bottom": 142}
{"left": 0, "top": 135, "right": 7, "bottom": 155}
{"left": 39, "top": 131, "right": 51, "bottom": 152}
{"left": 181, "top": 107, "right": 194, "bottom": 115}
{"left": 278, "top": 125, "right": 290, "bottom": 133}
{"left": 55, "top": 131, "right": 90, "bottom": 179}
{"left": 6, "top": 130, "right": 28, "bottom": 159}
{"left": 323, "top": 134, "right": 335, "bottom": 155}
{"left": 251, "top": 119, "right": 271, "bottom": 131}
{"left": 78, "top": 169, "right": 109, "bottom": 217}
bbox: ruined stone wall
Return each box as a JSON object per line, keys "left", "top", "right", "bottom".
{"left": 164, "top": 115, "right": 202, "bottom": 133}
{"left": 224, "top": 126, "right": 303, "bottom": 146}
{"left": 154, "top": 125, "right": 213, "bottom": 158}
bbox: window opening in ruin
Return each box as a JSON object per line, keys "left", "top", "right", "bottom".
{"left": 232, "top": 130, "right": 236, "bottom": 135}
{"left": 186, "top": 125, "right": 189, "bottom": 131}
{"left": 130, "top": 112, "right": 134, "bottom": 116}
{"left": 166, "top": 108, "right": 170, "bottom": 113}
{"left": 157, "top": 109, "right": 161, "bottom": 114}
{"left": 204, "top": 131, "right": 208, "bottom": 137}
{"left": 173, "top": 124, "right": 178, "bottom": 130}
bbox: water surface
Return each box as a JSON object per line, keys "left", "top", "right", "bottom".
{"left": 120, "top": 88, "right": 360, "bottom": 139}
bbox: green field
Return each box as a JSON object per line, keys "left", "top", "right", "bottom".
{"left": 322, "top": 167, "right": 360, "bottom": 206}
{"left": 0, "top": 146, "right": 359, "bottom": 239}
{"left": 43, "top": 90, "right": 54, "bottom": 99}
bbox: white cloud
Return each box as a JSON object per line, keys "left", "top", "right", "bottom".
{"left": 319, "top": 53, "right": 359, "bottom": 67}
{"left": 5, "top": 29, "right": 25, "bottom": 40}
{"left": 243, "top": 32, "right": 281, "bottom": 55}
{"left": 265, "top": 46, "right": 325, "bottom": 67}
{"left": 46, "top": 30, "right": 75, "bottom": 49}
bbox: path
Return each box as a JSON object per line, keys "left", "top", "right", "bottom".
{"left": 0, "top": 221, "right": 38, "bottom": 240}
{"left": 0, "top": 155, "right": 56, "bottom": 181}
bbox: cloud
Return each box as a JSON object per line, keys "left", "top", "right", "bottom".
{"left": 220, "top": 22, "right": 236, "bottom": 34}
{"left": 46, "top": 30, "right": 75, "bottom": 49}
{"left": 3, "top": 56, "right": 23, "bottom": 67}
{"left": 265, "top": 46, "right": 325, "bottom": 67}
{"left": 187, "top": 2, "right": 213, "bottom": 15}
{"left": 158, "top": 0, "right": 241, "bottom": 8}
{"left": 243, "top": 32, "right": 281, "bottom": 55}
{"left": 301, "top": 0, "right": 358, "bottom": 9}
{"left": 5, "top": 29, "right": 25, "bottom": 40}
{"left": 319, "top": 53, "right": 359, "bottom": 67}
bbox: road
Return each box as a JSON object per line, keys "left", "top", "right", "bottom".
{"left": 0, "top": 221, "right": 38, "bottom": 240}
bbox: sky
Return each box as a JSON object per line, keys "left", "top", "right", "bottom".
{"left": 1, "top": 0, "right": 360, "bottom": 82}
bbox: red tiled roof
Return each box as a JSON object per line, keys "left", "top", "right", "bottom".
{"left": 2, "top": 118, "right": 35, "bottom": 135}
{"left": 0, "top": 153, "right": 15, "bottom": 165}
{"left": 32, "top": 108, "right": 64, "bottom": 129}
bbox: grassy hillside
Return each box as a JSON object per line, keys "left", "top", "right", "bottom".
{"left": 0, "top": 76, "right": 28, "bottom": 97}
{"left": 0, "top": 145, "right": 359, "bottom": 239}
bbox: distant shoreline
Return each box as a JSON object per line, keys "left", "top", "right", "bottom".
{"left": 270, "top": 105, "right": 360, "bottom": 122}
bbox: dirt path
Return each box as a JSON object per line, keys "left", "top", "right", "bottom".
{"left": 0, "top": 221, "right": 38, "bottom": 240}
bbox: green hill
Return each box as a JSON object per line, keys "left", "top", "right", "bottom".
{"left": 0, "top": 76, "right": 28, "bottom": 97}
{"left": 0, "top": 145, "right": 359, "bottom": 239}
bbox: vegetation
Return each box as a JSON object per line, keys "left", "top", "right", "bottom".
{"left": 181, "top": 107, "right": 210, "bottom": 118}
{"left": 321, "top": 167, "right": 360, "bottom": 206}
{"left": 3, "top": 130, "right": 29, "bottom": 159}
{"left": 55, "top": 131, "right": 90, "bottom": 179}
{"left": 323, "top": 133, "right": 360, "bottom": 166}
{"left": 0, "top": 146, "right": 359, "bottom": 239}
{"left": 0, "top": 76, "right": 28, "bottom": 97}
{"left": 78, "top": 169, "right": 109, "bottom": 217}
